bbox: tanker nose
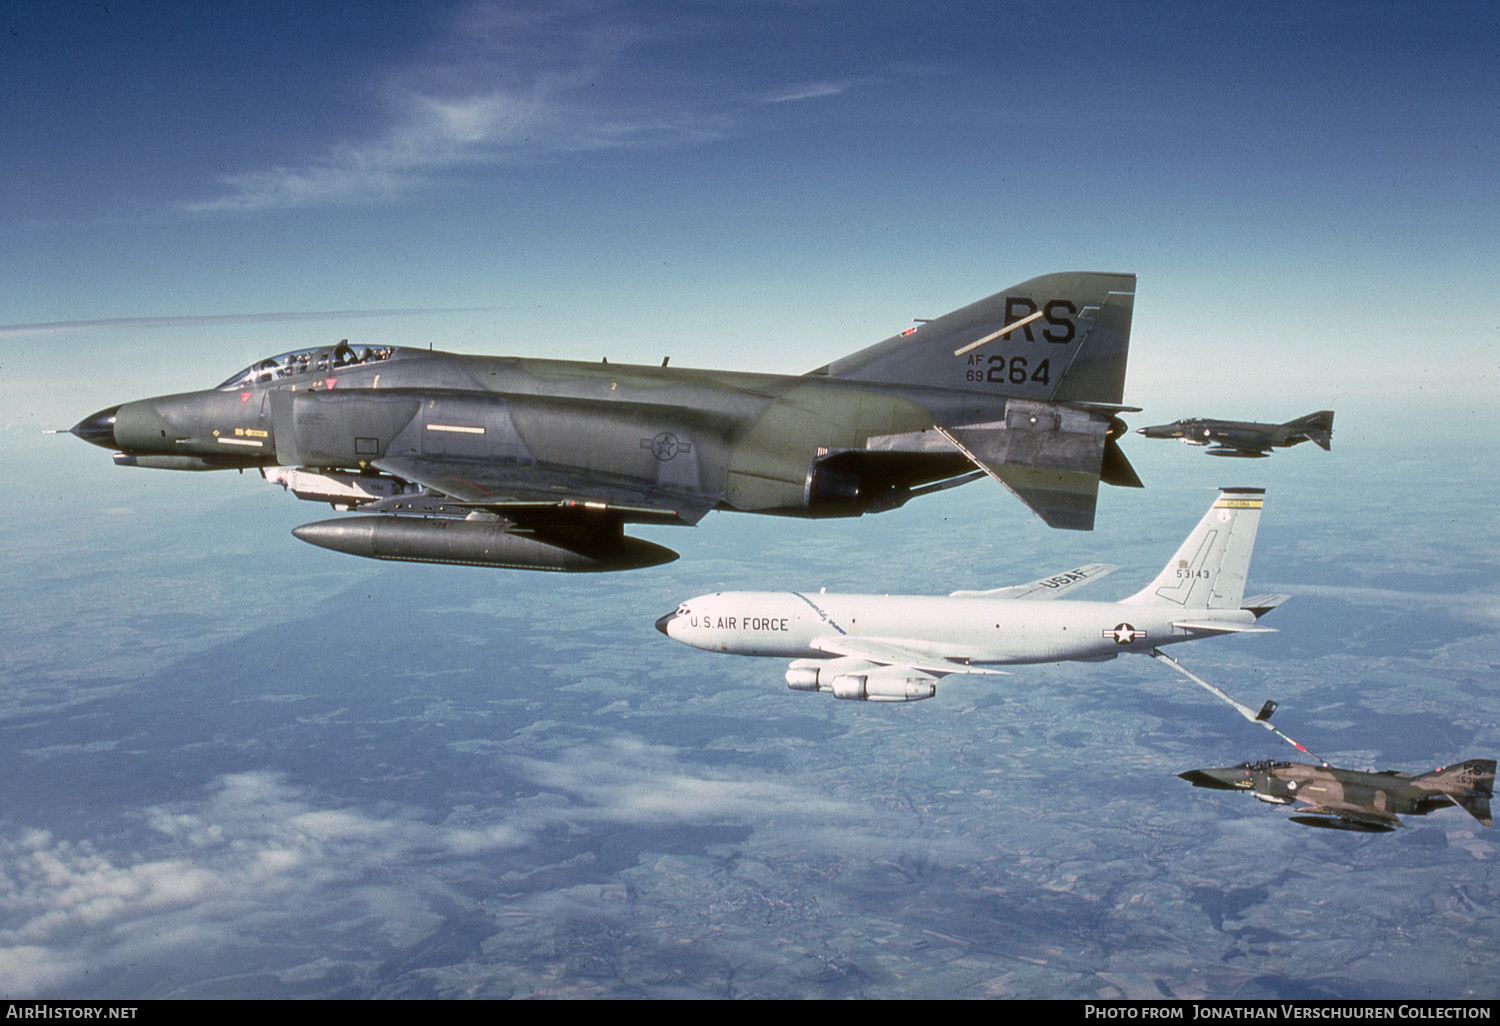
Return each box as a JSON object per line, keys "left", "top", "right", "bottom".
{"left": 655, "top": 611, "right": 677, "bottom": 636}
{"left": 70, "top": 405, "right": 121, "bottom": 449}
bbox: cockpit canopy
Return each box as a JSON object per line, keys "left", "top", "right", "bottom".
{"left": 216, "top": 341, "right": 399, "bottom": 390}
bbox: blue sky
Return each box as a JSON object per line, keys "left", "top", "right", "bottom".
{"left": 2, "top": 0, "right": 1496, "bottom": 430}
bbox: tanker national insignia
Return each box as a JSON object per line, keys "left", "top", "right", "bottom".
{"left": 68, "top": 272, "right": 1141, "bottom": 572}
{"left": 1104, "top": 623, "right": 1147, "bottom": 645}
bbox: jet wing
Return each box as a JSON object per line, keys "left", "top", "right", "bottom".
{"left": 371, "top": 455, "right": 716, "bottom": 526}
{"left": 949, "top": 562, "right": 1118, "bottom": 599}
{"left": 810, "top": 636, "right": 1007, "bottom": 677}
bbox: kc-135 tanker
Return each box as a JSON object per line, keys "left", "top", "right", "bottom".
{"left": 70, "top": 272, "right": 1141, "bottom": 571}
{"left": 657, "top": 488, "right": 1285, "bottom": 701}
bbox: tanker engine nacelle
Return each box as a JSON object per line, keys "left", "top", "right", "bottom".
{"left": 785, "top": 658, "right": 936, "bottom": 702}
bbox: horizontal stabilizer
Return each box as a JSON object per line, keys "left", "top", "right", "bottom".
{"left": 1289, "top": 410, "right": 1335, "bottom": 451}
{"left": 937, "top": 401, "right": 1117, "bottom": 530}
{"left": 1241, "top": 593, "right": 1291, "bottom": 619}
{"left": 1172, "top": 621, "right": 1278, "bottom": 635}
{"left": 1101, "top": 436, "right": 1144, "bottom": 488}
{"left": 1457, "top": 793, "right": 1494, "bottom": 827}
{"left": 992, "top": 464, "right": 1100, "bottom": 531}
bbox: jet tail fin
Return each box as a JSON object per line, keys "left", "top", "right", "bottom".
{"left": 819, "top": 272, "right": 1140, "bottom": 529}
{"left": 1289, "top": 410, "right": 1335, "bottom": 451}
{"left": 1416, "top": 759, "right": 1496, "bottom": 826}
{"left": 1123, "top": 488, "right": 1266, "bottom": 608}
{"left": 812, "top": 272, "right": 1137, "bottom": 406}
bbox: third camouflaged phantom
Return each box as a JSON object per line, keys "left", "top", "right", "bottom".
{"left": 1180, "top": 758, "right": 1495, "bottom": 832}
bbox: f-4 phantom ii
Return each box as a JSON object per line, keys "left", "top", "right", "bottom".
{"left": 1137, "top": 410, "right": 1333, "bottom": 458}
{"left": 1180, "top": 759, "right": 1496, "bottom": 832}
{"left": 70, "top": 272, "right": 1143, "bottom": 572}
{"left": 656, "top": 488, "right": 1287, "bottom": 702}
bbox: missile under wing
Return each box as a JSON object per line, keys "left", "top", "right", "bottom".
{"left": 656, "top": 488, "right": 1287, "bottom": 701}
{"left": 70, "top": 273, "right": 1142, "bottom": 572}
{"left": 1180, "top": 759, "right": 1496, "bottom": 832}
{"left": 1137, "top": 410, "right": 1333, "bottom": 458}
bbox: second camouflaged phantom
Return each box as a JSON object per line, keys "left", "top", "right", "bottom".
{"left": 1137, "top": 410, "right": 1333, "bottom": 458}
{"left": 1180, "top": 759, "right": 1496, "bottom": 832}
{"left": 71, "top": 272, "right": 1141, "bottom": 572}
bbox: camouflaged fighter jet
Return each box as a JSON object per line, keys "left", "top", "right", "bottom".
{"left": 1180, "top": 759, "right": 1496, "bottom": 832}
{"left": 656, "top": 488, "right": 1286, "bottom": 701}
{"left": 1137, "top": 410, "right": 1334, "bottom": 458}
{"left": 70, "top": 272, "right": 1142, "bottom": 572}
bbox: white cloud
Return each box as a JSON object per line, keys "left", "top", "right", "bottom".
{"left": 514, "top": 736, "right": 858, "bottom": 825}
{"left": 0, "top": 745, "right": 863, "bottom": 995}
{"left": 762, "top": 80, "right": 853, "bottom": 104}
{"left": 186, "top": 3, "right": 729, "bottom": 214}
{"left": 1279, "top": 583, "right": 1500, "bottom": 626}
{"left": 0, "top": 771, "right": 524, "bottom": 995}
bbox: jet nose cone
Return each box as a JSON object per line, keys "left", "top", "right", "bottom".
{"left": 71, "top": 405, "right": 121, "bottom": 449}
{"left": 655, "top": 611, "right": 676, "bottom": 636}
{"left": 1179, "top": 768, "right": 1246, "bottom": 791}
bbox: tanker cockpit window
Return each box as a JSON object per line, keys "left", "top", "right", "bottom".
{"left": 217, "top": 343, "right": 396, "bottom": 389}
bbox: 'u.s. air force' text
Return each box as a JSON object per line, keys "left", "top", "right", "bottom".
{"left": 686, "top": 615, "right": 790, "bottom": 632}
